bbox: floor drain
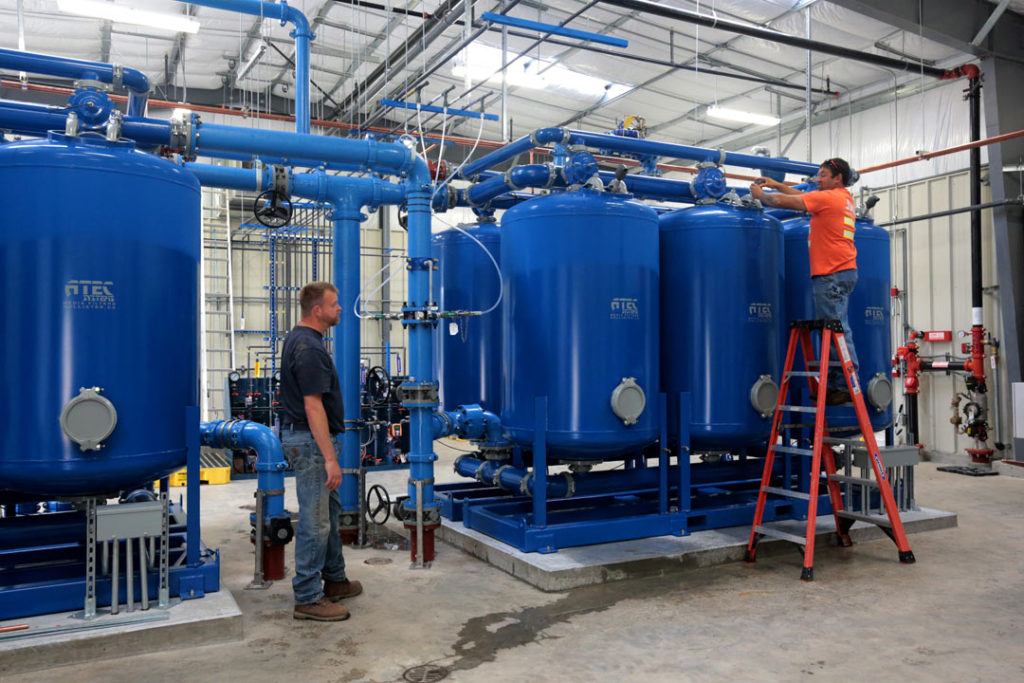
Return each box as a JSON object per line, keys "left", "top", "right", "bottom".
{"left": 403, "top": 664, "right": 449, "bottom": 682}
{"left": 364, "top": 557, "right": 392, "bottom": 566}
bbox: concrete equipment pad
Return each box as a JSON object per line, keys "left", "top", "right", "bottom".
{"left": 438, "top": 507, "right": 957, "bottom": 591}
{"left": 0, "top": 589, "right": 243, "bottom": 677}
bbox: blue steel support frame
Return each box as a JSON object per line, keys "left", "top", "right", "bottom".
{"left": 533, "top": 397, "right": 548, "bottom": 538}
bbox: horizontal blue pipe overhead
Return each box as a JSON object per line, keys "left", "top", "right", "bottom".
{"left": 381, "top": 98, "right": 499, "bottom": 121}
{"left": 481, "top": 12, "right": 628, "bottom": 48}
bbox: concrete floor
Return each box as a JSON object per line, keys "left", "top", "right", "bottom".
{"left": 5, "top": 447, "right": 1023, "bottom": 682}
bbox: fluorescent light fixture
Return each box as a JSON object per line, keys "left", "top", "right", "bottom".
{"left": 707, "top": 106, "right": 780, "bottom": 127}
{"left": 57, "top": 0, "right": 200, "bottom": 34}
{"left": 237, "top": 43, "right": 267, "bottom": 81}
{"left": 452, "top": 44, "right": 631, "bottom": 99}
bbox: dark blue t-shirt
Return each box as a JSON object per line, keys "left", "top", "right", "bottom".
{"left": 279, "top": 325, "right": 344, "bottom": 434}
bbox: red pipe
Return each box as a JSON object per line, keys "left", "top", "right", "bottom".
{"left": 858, "top": 128, "right": 1024, "bottom": 175}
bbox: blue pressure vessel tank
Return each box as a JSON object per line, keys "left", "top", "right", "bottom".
{"left": 660, "top": 202, "right": 784, "bottom": 450}
{"left": 501, "top": 190, "right": 660, "bottom": 460}
{"left": 0, "top": 133, "right": 201, "bottom": 498}
{"left": 783, "top": 216, "right": 893, "bottom": 431}
{"left": 431, "top": 218, "right": 503, "bottom": 413}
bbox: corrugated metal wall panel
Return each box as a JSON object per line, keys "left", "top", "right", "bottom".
{"left": 872, "top": 168, "right": 1009, "bottom": 458}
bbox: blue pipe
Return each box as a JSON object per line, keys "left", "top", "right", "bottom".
{"left": 480, "top": 12, "right": 628, "bottom": 48}
{"left": 200, "top": 420, "right": 287, "bottom": 517}
{"left": 402, "top": 161, "right": 440, "bottom": 526}
{"left": 455, "top": 126, "right": 818, "bottom": 181}
{"left": 178, "top": 0, "right": 313, "bottom": 134}
{"left": 184, "top": 161, "right": 270, "bottom": 191}
{"left": 453, "top": 456, "right": 769, "bottom": 499}
{"left": 184, "top": 164, "right": 407, "bottom": 525}
{"left": 454, "top": 127, "right": 569, "bottom": 180}
{"left": 565, "top": 129, "right": 818, "bottom": 175}
{"left": 0, "top": 48, "right": 149, "bottom": 116}
{"left": 595, "top": 171, "right": 697, "bottom": 202}
{"left": 0, "top": 101, "right": 171, "bottom": 147}
{"left": 381, "top": 98, "right": 499, "bottom": 121}
{"left": 432, "top": 405, "right": 504, "bottom": 444}
{"left": 193, "top": 122, "right": 415, "bottom": 175}
{"left": 464, "top": 163, "right": 563, "bottom": 205}
{"left": 196, "top": 149, "right": 365, "bottom": 173}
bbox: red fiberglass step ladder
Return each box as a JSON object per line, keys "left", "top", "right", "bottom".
{"left": 744, "top": 319, "right": 916, "bottom": 581}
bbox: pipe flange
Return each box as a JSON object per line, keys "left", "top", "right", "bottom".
{"left": 272, "top": 164, "right": 290, "bottom": 196}
{"left": 503, "top": 167, "right": 523, "bottom": 191}
{"left": 112, "top": 64, "right": 124, "bottom": 91}
{"left": 519, "top": 472, "right": 533, "bottom": 495}
{"left": 474, "top": 462, "right": 488, "bottom": 482}
{"left": 492, "top": 465, "right": 513, "bottom": 487}
{"left": 169, "top": 109, "right": 194, "bottom": 156}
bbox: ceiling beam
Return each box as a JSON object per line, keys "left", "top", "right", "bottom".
{"left": 829, "top": 0, "right": 1024, "bottom": 63}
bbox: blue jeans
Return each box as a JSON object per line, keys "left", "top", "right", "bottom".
{"left": 811, "top": 268, "right": 859, "bottom": 388}
{"left": 282, "top": 428, "right": 347, "bottom": 605}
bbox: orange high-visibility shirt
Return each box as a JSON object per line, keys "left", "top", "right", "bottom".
{"left": 802, "top": 187, "right": 857, "bottom": 276}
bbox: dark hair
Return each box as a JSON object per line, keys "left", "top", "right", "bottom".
{"left": 821, "top": 157, "right": 852, "bottom": 186}
{"left": 300, "top": 281, "right": 338, "bottom": 316}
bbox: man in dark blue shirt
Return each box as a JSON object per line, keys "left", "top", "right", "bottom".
{"left": 280, "top": 281, "right": 362, "bottom": 621}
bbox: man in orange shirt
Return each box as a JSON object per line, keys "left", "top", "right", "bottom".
{"left": 750, "top": 158, "right": 858, "bottom": 405}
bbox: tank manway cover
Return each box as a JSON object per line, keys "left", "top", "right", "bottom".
{"left": 750, "top": 375, "right": 780, "bottom": 418}
{"left": 611, "top": 377, "right": 646, "bottom": 426}
{"left": 867, "top": 374, "right": 893, "bottom": 412}
{"left": 60, "top": 387, "right": 118, "bottom": 451}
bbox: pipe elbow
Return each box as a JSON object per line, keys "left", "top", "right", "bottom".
{"left": 531, "top": 127, "right": 570, "bottom": 146}
{"left": 282, "top": 2, "right": 314, "bottom": 38}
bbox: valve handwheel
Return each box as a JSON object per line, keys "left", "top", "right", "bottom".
{"left": 253, "top": 189, "right": 293, "bottom": 228}
{"left": 366, "top": 484, "right": 391, "bottom": 524}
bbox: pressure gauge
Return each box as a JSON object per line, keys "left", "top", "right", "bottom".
{"left": 273, "top": 370, "right": 282, "bottom": 382}
{"left": 228, "top": 371, "right": 240, "bottom": 382}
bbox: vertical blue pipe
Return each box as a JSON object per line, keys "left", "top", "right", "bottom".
{"left": 173, "top": 0, "right": 312, "bottom": 133}
{"left": 533, "top": 396, "right": 548, "bottom": 529}
{"left": 404, "top": 180, "right": 439, "bottom": 517}
{"left": 659, "top": 394, "right": 668, "bottom": 515}
{"left": 291, "top": 21, "right": 312, "bottom": 134}
{"left": 332, "top": 205, "right": 363, "bottom": 521}
{"left": 185, "top": 405, "right": 201, "bottom": 566}
{"left": 678, "top": 393, "right": 691, "bottom": 517}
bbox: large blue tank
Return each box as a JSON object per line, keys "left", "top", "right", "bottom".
{"left": 783, "top": 216, "right": 893, "bottom": 431}
{"left": 501, "top": 190, "right": 660, "bottom": 459}
{"left": 660, "top": 202, "right": 784, "bottom": 450}
{"left": 0, "top": 133, "right": 201, "bottom": 497}
{"left": 431, "top": 219, "right": 503, "bottom": 413}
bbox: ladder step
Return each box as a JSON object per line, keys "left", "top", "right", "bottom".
{"left": 828, "top": 474, "right": 878, "bottom": 488}
{"left": 807, "top": 361, "right": 844, "bottom": 368}
{"left": 772, "top": 445, "right": 815, "bottom": 457}
{"left": 823, "top": 437, "right": 864, "bottom": 447}
{"left": 779, "top": 405, "right": 818, "bottom": 413}
{"left": 836, "top": 510, "right": 892, "bottom": 528}
{"left": 762, "top": 486, "right": 812, "bottom": 501}
{"left": 786, "top": 371, "right": 821, "bottom": 377}
{"left": 755, "top": 525, "right": 808, "bottom": 546}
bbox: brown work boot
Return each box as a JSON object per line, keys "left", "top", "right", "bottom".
{"left": 323, "top": 578, "right": 363, "bottom": 603}
{"left": 293, "top": 597, "right": 350, "bottom": 621}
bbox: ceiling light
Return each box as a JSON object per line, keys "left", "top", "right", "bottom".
{"left": 57, "top": 0, "right": 200, "bottom": 34}
{"left": 707, "top": 106, "right": 780, "bottom": 127}
{"left": 452, "top": 44, "right": 630, "bottom": 99}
